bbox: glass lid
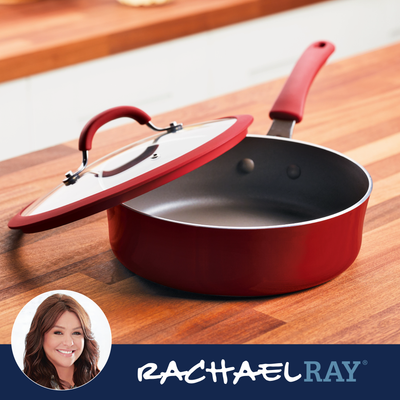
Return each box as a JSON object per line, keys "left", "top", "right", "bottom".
{"left": 23, "top": 118, "right": 238, "bottom": 217}
{"left": 9, "top": 106, "right": 253, "bottom": 233}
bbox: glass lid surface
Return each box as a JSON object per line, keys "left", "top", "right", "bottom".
{"left": 23, "top": 118, "right": 237, "bottom": 216}
{"left": 9, "top": 113, "right": 253, "bottom": 233}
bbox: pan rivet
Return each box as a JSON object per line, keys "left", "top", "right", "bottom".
{"left": 238, "top": 158, "right": 255, "bottom": 173}
{"left": 287, "top": 164, "right": 301, "bottom": 179}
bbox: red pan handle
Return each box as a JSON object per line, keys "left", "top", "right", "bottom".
{"left": 79, "top": 106, "right": 152, "bottom": 151}
{"left": 269, "top": 41, "right": 335, "bottom": 123}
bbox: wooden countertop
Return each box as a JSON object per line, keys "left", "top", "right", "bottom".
{"left": 1, "top": 41, "right": 400, "bottom": 344}
{"left": 0, "top": 0, "right": 325, "bottom": 83}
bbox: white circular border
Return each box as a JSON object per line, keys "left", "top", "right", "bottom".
{"left": 11, "top": 290, "right": 112, "bottom": 378}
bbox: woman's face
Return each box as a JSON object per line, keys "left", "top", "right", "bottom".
{"left": 43, "top": 311, "right": 84, "bottom": 370}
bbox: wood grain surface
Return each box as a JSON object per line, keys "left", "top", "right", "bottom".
{"left": 1, "top": 41, "right": 400, "bottom": 344}
{"left": 0, "top": 0, "right": 325, "bottom": 83}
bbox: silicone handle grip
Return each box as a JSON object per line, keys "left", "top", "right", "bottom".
{"left": 269, "top": 41, "right": 335, "bottom": 123}
{"left": 79, "top": 106, "right": 152, "bottom": 151}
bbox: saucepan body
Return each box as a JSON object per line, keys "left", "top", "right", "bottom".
{"left": 108, "top": 134, "right": 372, "bottom": 296}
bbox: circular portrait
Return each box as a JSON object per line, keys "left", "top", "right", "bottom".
{"left": 11, "top": 290, "right": 112, "bottom": 390}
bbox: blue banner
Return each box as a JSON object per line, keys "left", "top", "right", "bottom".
{"left": 2, "top": 344, "right": 397, "bottom": 398}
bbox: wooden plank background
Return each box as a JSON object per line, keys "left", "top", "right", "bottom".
{"left": 0, "top": 0, "right": 326, "bottom": 83}
{"left": 1, "top": 41, "right": 400, "bottom": 344}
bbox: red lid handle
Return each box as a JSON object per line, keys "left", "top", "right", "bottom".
{"left": 79, "top": 106, "right": 152, "bottom": 151}
{"left": 269, "top": 41, "right": 335, "bottom": 123}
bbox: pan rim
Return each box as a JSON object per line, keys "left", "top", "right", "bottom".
{"left": 122, "top": 134, "right": 373, "bottom": 230}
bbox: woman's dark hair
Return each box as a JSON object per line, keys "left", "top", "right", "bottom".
{"left": 23, "top": 293, "right": 100, "bottom": 389}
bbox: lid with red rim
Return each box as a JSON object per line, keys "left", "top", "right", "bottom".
{"left": 9, "top": 107, "right": 253, "bottom": 233}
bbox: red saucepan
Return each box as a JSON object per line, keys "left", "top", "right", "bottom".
{"left": 9, "top": 41, "right": 372, "bottom": 296}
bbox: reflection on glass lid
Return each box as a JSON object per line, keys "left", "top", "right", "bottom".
{"left": 22, "top": 118, "right": 237, "bottom": 216}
